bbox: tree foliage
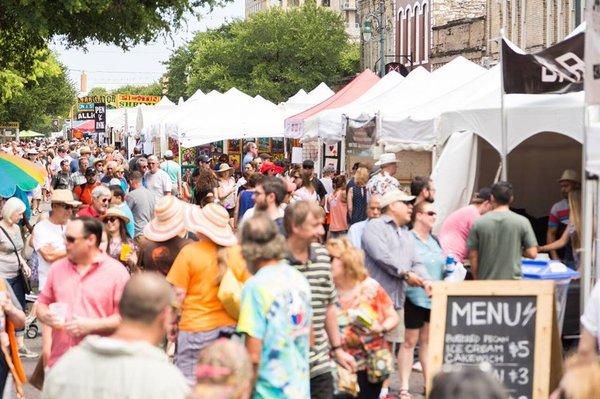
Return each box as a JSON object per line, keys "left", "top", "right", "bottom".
{"left": 0, "top": 55, "right": 76, "bottom": 132}
{"left": 0, "top": 0, "right": 219, "bottom": 102}
{"left": 165, "top": 1, "right": 360, "bottom": 103}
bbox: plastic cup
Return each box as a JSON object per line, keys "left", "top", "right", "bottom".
{"left": 120, "top": 243, "right": 131, "bottom": 261}
{"left": 49, "top": 302, "right": 68, "bottom": 326}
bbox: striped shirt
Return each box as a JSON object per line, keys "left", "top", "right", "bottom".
{"left": 287, "top": 243, "right": 337, "bottom": 379}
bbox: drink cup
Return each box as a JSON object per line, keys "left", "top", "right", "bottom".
{"left": 49, "top": 302, "right": 68, "bottom": 326}
{"left": 120, "top": 243, "right": 131, "bottom": 261}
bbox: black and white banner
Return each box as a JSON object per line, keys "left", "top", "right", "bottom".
{"left": 502, "top": 31, "right": 585, "bottom": 94}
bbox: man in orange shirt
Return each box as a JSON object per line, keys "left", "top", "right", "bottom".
{"left": 73, "top": 167, "right": 100, "bottom": 205}
{"left": 166, "top": 203, "right": 251, "bottom": 383}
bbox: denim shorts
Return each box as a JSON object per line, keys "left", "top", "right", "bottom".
{"left": 175, "top": 326, "right": 236, "bottom": 384}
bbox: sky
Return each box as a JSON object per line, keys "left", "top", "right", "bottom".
{"left": 50, "top": 0, "right": 245, "bottom": 92}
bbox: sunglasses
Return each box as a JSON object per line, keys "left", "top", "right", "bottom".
{"left": 58, "top": 204, "right": 74, "bottom": 211}
{"left": 105, "top": 217, "right": 120, "bottom": 223}
{"left": 100, "top": 198, "right": 110, "bottom": 203}
{"left": 65, "top": 235, "right": 86, "bottom": 243}
{"left": 420, "top": 211, "right": 437, "bottom": 216}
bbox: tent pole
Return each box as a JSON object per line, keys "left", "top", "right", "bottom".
{"left": 499, "top": 29, "right": 508, "bottom": 181}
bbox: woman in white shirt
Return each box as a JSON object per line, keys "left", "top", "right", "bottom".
{"left": 292, "top": 170, "right": 318, "bottom": 202}
{"left": 216, "top": 164, "right": 237, "bottom": 218}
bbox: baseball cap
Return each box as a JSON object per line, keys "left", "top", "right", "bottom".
{"left": 379, "top": 190, "right": 415, "bottom": 208}
{"left": 302, "top": 160, "right": 315, "bottom": 169}
{"left": 84, "top": 167, "right": 97, "bottom": 176}
{"left": 473, "top": 187, "right": 492, "bottom": 203}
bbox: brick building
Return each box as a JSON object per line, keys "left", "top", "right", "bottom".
{"left": 360, "top": 0, "right": 584, "bottom": 73}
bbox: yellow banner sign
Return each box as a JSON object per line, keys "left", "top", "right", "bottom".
{"left": 116, "top": 94, "right": 161, "bottom": 107}
{"left": 0, "top": 122, "right": 19, "bottom": 129}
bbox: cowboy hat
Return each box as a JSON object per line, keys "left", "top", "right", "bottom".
{"left": 558, "top": 169, "right": 580, "bottom": 183}
{"left": 374, "top": 153, "right": 400, "bottom": 167}
{"left": 379, "top": 189, "right": 415, "bottom": 208}
{"left": 79, "top": 146, "right": 91, "bottom": 155}
{"left": 101, "top": 207, "right": 130, "bottom": 224}
{"left": 184, "top": 203, "right": 237, "bottom": 247}
{"left": 143, "top": 196, "right": 187, "bottom": 242}
{"left": 50, "top": 190, "right": 82, "bottom": 207}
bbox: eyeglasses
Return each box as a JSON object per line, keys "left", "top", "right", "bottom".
{"left": 65, "top": 235, "right": 86, "bottom": 244}
{"left": 105, "top": 217, "right": 120, "bottom": 223}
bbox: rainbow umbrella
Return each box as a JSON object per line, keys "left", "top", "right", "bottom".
{"left": 0, "top": 153, "right": 47, "bottom": 198}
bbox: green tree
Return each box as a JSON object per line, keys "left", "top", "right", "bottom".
{"left": 171, "top": 1, "right": 360, "bottom": 103}
{"left": 87, "top": 87, "right": 110, "bottom": 98}
{"left": 0, "top": 55, "right": 76, "bottom": 132}
{"left": 110, "top": 83, "right": 163, "bottom": 97}
{"left": 0, "top": 0, "right": 220, "bottom": 102}
{"left": 164, "top": 46, "right": 193, "bottom": 100}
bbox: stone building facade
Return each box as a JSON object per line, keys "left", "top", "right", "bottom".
{"left": 358, "top": 0, "right": 397, "bottom": 74}
{"left": 245, "top": 0, "right": 361, "bottom": 40}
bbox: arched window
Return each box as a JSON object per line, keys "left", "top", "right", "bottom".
{"left": 414, "top": 3, "right": 421, "bottom": 64}
{"left": 406, "top": 6, "right": 413, "bottom": 61}
{"left": 422, "top": 1, "right": 428, "bottom": 63}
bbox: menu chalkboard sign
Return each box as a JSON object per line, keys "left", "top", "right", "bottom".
{"left": 428, "top": 281, "right": 562, "bottom": 399}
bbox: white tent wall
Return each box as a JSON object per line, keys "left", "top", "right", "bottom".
{"left": 432, "top": 131, "right": 582, "bottom": 241}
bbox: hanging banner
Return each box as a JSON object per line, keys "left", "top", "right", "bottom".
{"left": 115, "top": 94, "right": 161, "bottom": 107}
{"left": 585, "top": 3, "right": 600, "bottom": 106}
{"left": 94, "top": 103, "right": 106, "bottom": 133}
{"left": 502, "top": 31, "right": 585, "bottom": 94}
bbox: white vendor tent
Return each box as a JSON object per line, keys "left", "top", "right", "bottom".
{"left": 378, "top": 57, "right": 488, "bottom": 150}
{"left": 174, "top": 87, "right": 286, "bottom": 147}
{"left": 301, "top": 71, "right": 405, "bottom": 143}
{"left": 432, "top": 90, "right": 584, "bottom": 232}
{"left": 279, "top": 83, "right": 335, "bottom": 117}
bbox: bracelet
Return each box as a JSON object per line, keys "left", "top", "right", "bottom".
{"left": 331, "top": 344, "right": 342, "bottom": 351}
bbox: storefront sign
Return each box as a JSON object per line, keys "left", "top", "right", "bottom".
{"left": 78, "top": 95, "right": 115, "bottom": 104}
{"left": 94, "top": 103, "right": 106, "bottom": 132}
{"left": 428, "top": 281, "right": 563, "bottom": 399}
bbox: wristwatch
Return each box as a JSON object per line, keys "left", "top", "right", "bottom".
{"left": 401, "top": 271, "right": 410, "bottom": 281}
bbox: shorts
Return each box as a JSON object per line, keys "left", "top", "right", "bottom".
{"left": 404, "top": 298, "right": 431, "bottom": 329}
{"left": 32, "top": 185, "right": 42, "bottom": 200}
{"left": 384, "top": 308, "right": 405, "bottom": 343}
{"left": 175, "top": 326, "right": 235, "bottom": 384}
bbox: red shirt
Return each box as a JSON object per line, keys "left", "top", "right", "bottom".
{"left": 38, "top": 253, "right": 130, "bottom": 367}
{"left": 74, "top": 182, "right": 100, "bottom": 205}
{"left": 77, "top": 204, "right": 100, "bottom": 218}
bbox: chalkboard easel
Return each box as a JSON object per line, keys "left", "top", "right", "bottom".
{"left": 427, "top": 281, "right": 563, "bottom": 399}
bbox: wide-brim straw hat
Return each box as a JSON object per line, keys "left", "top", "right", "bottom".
{"left": 143, "top": 196, "right": 187, "bottom": 242}
{"left": 558, "top": 169, "right": 580, "bottom": 183}
{"left": 184, "top": 203, "right": 237, "bottom": 247}
{"left": 216, "top": 163, "right": 233, "bottom": 173}
{"left": 50, "top": 189, "right": 82, "bottom": 207}
{"left": 101, "top": 207, "right": 130, "bottom": 224}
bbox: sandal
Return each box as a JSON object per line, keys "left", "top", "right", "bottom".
{"left": 399, "top": 389, "right": 412, "bottom": 399}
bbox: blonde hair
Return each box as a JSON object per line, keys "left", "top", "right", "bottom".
{"left": 354, "top": 167, "right": 370, "bottom": 187}
{"left": 558, "top": 354, "right": 600, "bottom": 399}
{"left": 326, "top": 237, "right": 368, "bottom": 283}
{"left": 568, "top": 189, "right": 581, "bottom": 251}
{"left": 194, "top": 338, "right": 252, "bottom": 399}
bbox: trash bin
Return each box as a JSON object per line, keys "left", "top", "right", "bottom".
{"left": 522, "top": 259, "right": 580, "bottom": 335}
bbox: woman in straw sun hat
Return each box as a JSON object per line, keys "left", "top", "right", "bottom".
{"left": 216, "top": 163, "right": 237, "bottom": 218}
{"left": 100, "top": 207, "right": 137, "bottom": 273}
{"left": 138, "top": 196, "right": 192, "bottom": 276}
{"left": 167, "top": 203, "right": 251, "bottom": 383}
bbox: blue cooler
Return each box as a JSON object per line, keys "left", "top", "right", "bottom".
{"left": 522, "top": 259, "right": 580, "bottom": 335}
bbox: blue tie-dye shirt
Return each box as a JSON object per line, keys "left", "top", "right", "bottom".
{"left": 237, "top": 262, "right": 312, "bottom": 399}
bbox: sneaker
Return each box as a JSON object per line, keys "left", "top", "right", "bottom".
{"left": 18, "top": 346, "right": 39, "bottom": 359}
{"left": 412, "top": 361, "right": 423, "bottom": 372}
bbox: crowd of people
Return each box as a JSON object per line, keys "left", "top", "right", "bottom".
{"left": 0, "top": 137, "right": 597, "bottom": 399}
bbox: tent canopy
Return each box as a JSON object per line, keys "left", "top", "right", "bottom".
{"left": 302, "top": 71, "right": 405, "bottom": 142}
{"left": 284, "top": 70, "right": 380, "bottom": 139}
{"left": 279, "top": 83, "right": 335, "bottom": 117}
{"left": 19, "top": 130, "right": 44, "bottom": 138}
